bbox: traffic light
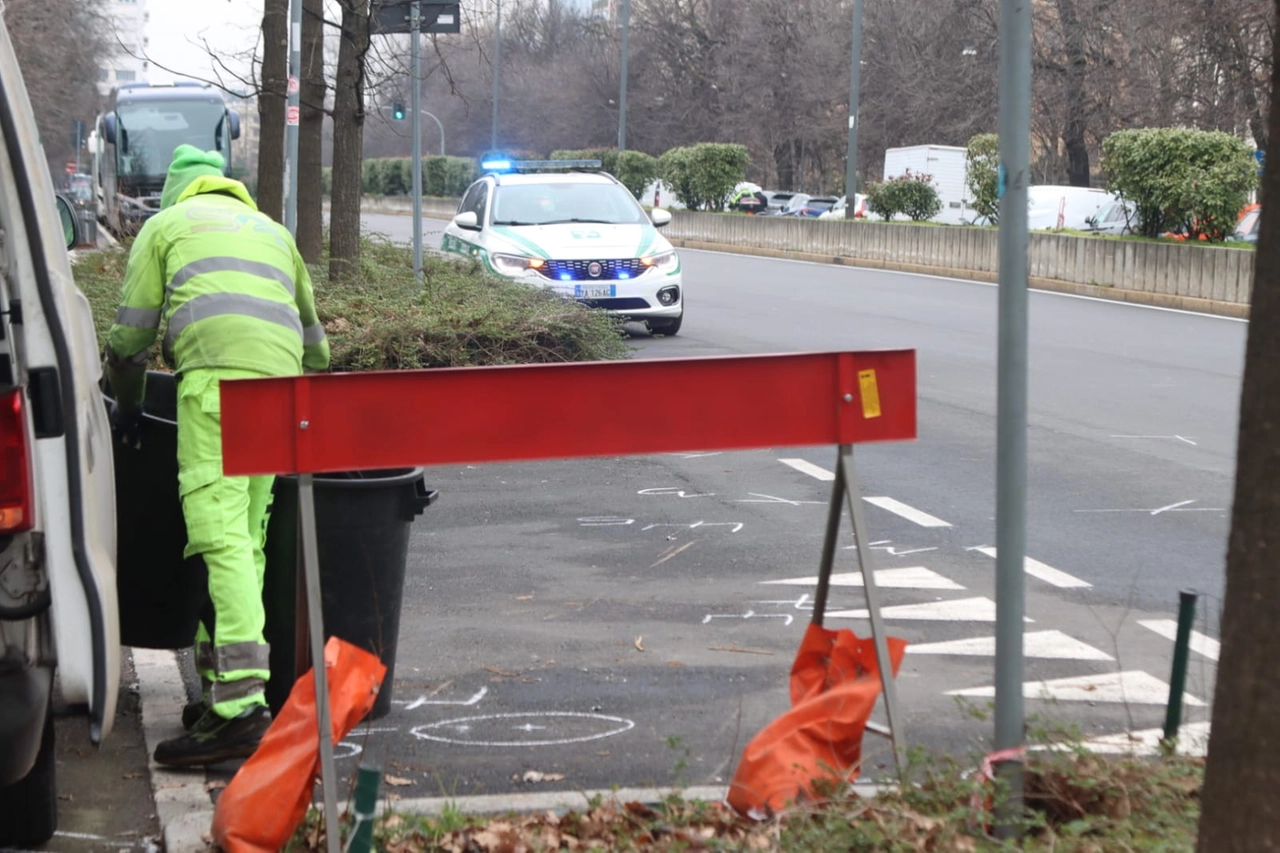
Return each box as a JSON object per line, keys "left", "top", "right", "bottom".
{"left": 392, "top": 102, "right": 406, "bottom": 121}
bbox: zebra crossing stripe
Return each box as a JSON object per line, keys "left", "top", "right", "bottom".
{"left": 971, "top": 546, "right": 1092, "bottom": 589}
{"left": 827, "top": 596, "right": 1033, "bottom": 623}
{"left": 907, "top": 630, "right": 1112, "bottom": 660}
{"left": 760, "top": 567, "right": 963, "bottom": 590}
{"left": 1137, "top": 619, "right": 1221, "bottom": 662}
{"left": 948, "top": 670, "right": 1205, "bottom": 706}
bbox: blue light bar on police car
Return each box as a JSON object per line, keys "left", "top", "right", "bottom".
{"left": 480, "top": 159, "right": 603, "bottom": 173}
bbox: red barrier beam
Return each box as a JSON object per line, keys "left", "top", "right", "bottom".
{"left": 220, "top": 350, "right": 916, "bottom": 477}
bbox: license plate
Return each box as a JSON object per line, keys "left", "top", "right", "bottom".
{"left": 575, "top": 284, "right": 615, "bottom": 299}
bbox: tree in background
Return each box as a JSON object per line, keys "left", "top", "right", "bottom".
{"left": 1197, "top": 5, "right": 1280, "bottom": 845}
{"left": 965, "top": 134, "right": 1000, "bottom": 224}
{"left": 297, "top": 0, "right": 326, "bottom": 263}
{"left": 257, "top": 0, "right": 289, "bottom": 223}
{"left": 329, "top": 0, "right": 371, "bottom": 282}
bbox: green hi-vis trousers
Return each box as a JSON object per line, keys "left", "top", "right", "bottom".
{"left": 178, "top": 368, "right": 275, "bottom": 720}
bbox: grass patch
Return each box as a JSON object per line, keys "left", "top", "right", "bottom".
{"left": 73, "top": 234, "right": 632, "bottom": 371}
{"left": 287, "top": 744, "right": 1203, "bottom": 851}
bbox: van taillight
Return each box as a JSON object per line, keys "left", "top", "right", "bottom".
{"left": 0, "top": 387, "right": 34, "bottom": 532}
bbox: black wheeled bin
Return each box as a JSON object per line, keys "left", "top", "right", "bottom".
{"left": 106, "top": 371, "right": 435, "bottom": 722}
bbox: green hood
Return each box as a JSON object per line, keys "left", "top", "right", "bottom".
{"left": 160, "top": 144, "right": 240, "bottom": 209}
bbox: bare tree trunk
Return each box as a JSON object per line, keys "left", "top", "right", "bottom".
{"left": 1055, "top": 0, "right": 1092, "bottom": 186}
{"left": 1197, "top": 11, "right": 1280, "bottom": 848}
{"left": 329, "top": 0, "right": 370, "bottom": 282}
{"left": 258, "top": 0, "right": 289, "bottom": 222}
{"left": 297, "top": 0, "right": 325, "bottom": 263}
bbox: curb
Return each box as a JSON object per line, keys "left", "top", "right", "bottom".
{"left": 665, "top": 238, "right": 1251, "bottom": 320}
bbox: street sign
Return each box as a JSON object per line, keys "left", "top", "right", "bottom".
{"left": 371, "top": 0, "right": 461, "bottom": 35}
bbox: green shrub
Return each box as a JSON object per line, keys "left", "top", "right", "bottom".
{"left": 615, "top": 150, "right": 659, "bottom": 200}
{"left": 865, "top": 172, "right": 941, "bottom": 222}
{"left": 966, "top": 133, "right": 999, "bottom": 223}
{"left": 358, "top": 156, "right": 478, "bottom": 197}
{"left": 1101, "top": 128, "right": 1258, "bottom": 241}
{"left": 321, "top": 167, "right": 332, "bottom": 197}
{"left": 658, "top": 143, "right": 749, "bottom": 210}
{"left": 550, "top": 148, "right": 621, "bottom": 177}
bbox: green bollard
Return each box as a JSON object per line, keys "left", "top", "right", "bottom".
{"left": 347, "top": 764, "right": 382, "bottom": 853}
{"left": 1161, "top": 590, "right": 1199, "bottom": 748}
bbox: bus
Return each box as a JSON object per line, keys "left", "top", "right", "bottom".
{"left": 93, "top": 82, "right": 241, "bottom": 235}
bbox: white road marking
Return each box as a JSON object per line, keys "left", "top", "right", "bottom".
{"left": 867, "top": 542, "right": 938, "bottom": 556}
{"left": 410, "top": 712, "right": 635, "bottom": 747}
{"left": 578, "top": 516, "right": 634, "bottom": 526}
{"left": 642, "top": 520, "right": 744, "bottom": 533}
{"left": 948, "top": 670, "right": 1205, "bottom": 706}
{"left": 1138, "top": 619, "right": 1221, "bottom": 662}
{"left": 863, "top": 496, "right": 952, "bottom": 528}
{"left": 971, "top": 546, "right": 1092, "bottom": 589}
{"left": 1074, "top": 500, "right": 1226, "bottom": 515}
{"left": 736, "top": 492, "right": 825, "bottom": 505}
{"left": 702, "top": 610, "right": 793, "bottom": 626}
{"left": 1111, "top": 434, "right": 1199, "bottom": 446}
{"left": 1151, "top": 499, "right": 1196, "bottom": 515}
{"left": 779, "top": 457, "right": 835, "bottom": 481}
{"left": 1063, "top": 721, "right": 1212, "bottom": 757}
{"left": 907, "top": 630, "right": 1113, "bottom": 660}
{"left": 752, "top": 593, "right": 813, "bottom": 610}
{"left": 827, "top": 596, "right": 1032, "bottom": 622}
{"left": 638, "top": 487, "right": 713, "bottom": 498}
{"left": 761, "top": 567, "right": 964, "bottom": 590}
{"left": 674, "top": 452, "right": 723, "bottom": 458}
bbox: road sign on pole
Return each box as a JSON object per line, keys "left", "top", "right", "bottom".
{"left": 370, "top": 0, "right": 460, "bottom": 34}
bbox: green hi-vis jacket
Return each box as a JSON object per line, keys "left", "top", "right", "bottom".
{"left": 106, "top": 176, "right": 330, "bottom": 411}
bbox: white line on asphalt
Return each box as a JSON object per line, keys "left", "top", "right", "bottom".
{"left": 761, "top": 567, "right": 964, "bottom": 590}
{"left": 863, "top": 496, "right": 953, "bottom": 528}
{"left": 1061, "top": 721, "right": 1212, "bottom": 757}
{"left": 779, "top": 458, "right": 835, "bottom": 481}
{"left": 949, "top": 670, "right": 1206, "bottom": 706}
{"left": 679, "top": 246, "right": 1249, "bottom": 322}
{"left": 971, "top": 545, "right": 1092, "bottom": 589}
{"left": 394, "top": 686, "right": 489, "bottom": 709}
{"left": 1137, "top": 619, "right": 1221, "bottom": 662}
{"left": 1111, "top": 434, "right": 1199, "bottom": 446}
{"left": 827, "top": 596, "right": 1034, "bottom": 622}
{"left": 906, "top": 630, "right": 1113, "bottom": 660}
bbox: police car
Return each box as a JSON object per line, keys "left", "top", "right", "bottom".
{"left": 442, "top": 159, "right": 684, "bottom": 335}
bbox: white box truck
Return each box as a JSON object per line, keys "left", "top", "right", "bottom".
{"left": 882, "top": 144, "right": 970, "bottom": 224}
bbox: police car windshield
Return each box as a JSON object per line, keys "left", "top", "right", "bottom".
{"left": 491, "top": 182, "right": 648, "bottom": 227}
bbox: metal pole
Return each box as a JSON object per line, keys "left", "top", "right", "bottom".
{"left": 411, "top": 2, "right": 423, "bottom": 280}
{"left": 617, "top": 0, "right": 630, "bottom": 152}
{"left": 993, "top": 0, "right": 1032, "bottom": 837}
{"left": 490, "top": 0, "right": 502, "bottom": 152}
{"left": 1162, "top": 590, "right": 1199, "bottom": 745}
{"left": 843, "top": 0, "right": 863, "bottom": 219}
{"left": 298, "top": 475, "right": 340, "bottom": 853}
{"left": 285, "top": 0, "right": 302, "bottom": 234}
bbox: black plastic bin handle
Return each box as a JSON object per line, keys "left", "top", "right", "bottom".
{"left": 410, "top": 479, "right": 439, "bottom": 517}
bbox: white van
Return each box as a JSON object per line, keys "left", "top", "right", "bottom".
{"left": 0, "top": 16, "right": 120, "bottom": 849}
{"left": 1026, "top": 185, "right": 1118, "bottom": 231}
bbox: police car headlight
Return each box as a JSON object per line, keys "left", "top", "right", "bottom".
{"left": 490, "top": 253, "right": 544, "bottom": 276}
{"left": 640, "top": 250, "right": 678, "bottom": 273}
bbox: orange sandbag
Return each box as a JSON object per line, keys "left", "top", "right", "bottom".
{"left": 211, "top": 637, "right": 386, "bottom": 853}
{"left": 727, "top": 623, "right": 906, "bottom": 817}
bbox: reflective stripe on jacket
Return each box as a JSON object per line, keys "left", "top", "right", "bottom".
{"left": 107, "top": 176, "right": 330, "bottom": 387}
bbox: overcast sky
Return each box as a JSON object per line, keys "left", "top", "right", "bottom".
{"left": 144, "top": 0, "right": 263, "bottom": 92}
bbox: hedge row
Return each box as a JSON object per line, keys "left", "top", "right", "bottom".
{"left": 350, "top": 156, "right": 480, "bottom": 198}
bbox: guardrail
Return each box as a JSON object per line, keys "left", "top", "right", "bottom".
{"left": 362, "top": 196, "right": 1253, "bottom": 317}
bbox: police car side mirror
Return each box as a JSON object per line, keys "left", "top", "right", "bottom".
{"left": 650, "top": 208, "right": 672, "bottom": 228}
{"left": 55, "top": 194, "right": 80, "bottom": 250}
{"left": 453, "top": 211, "right": 480, "bottom": 231}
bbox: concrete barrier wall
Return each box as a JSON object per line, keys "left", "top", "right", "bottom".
{"left": 664, "top": 212, "right": 1254, "bottom": 307}
{"left": 361, "top": 196, "right": 1253, "bottom": 313}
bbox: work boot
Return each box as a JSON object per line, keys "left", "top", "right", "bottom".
{"left": 153, "top": 705, "right": 271, "bottom": 767}
{"left": 182, "top": 700, "right": 208, "bottom": 730}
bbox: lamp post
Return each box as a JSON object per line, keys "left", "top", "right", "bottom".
{"left": 843, "top": 0, "right": 864, "bottom": 219}
{"left": 491, "top": 0, "right": 502, "bottom": 151}
{"left": 617, "top": 0, "right": 630, "bottom": 151}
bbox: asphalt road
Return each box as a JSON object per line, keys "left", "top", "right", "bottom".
{"left": 41, "top": 213, "right": 1238, "bottom": 849}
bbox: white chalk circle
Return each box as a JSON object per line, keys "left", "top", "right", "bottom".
{"left": 410, "top": 711, "right": 635, "bottom": 747}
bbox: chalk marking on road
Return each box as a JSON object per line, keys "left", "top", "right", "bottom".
{"left": 970, "top": 546, "right": 1092, "bottom": 589}
{"left": 395, "top": 686, "right": 489, "bottom": 709}
{"left": 53, "top": 832, "right": 113, "bottom": 842}
{"left": 334, "top": 741, "right": 365, "bottom": 760}
{"left": 650, "top": 540, "right": 698, "bottom": 568}
{"left": 752, "top": 593, "right": 814, "bottom": 610}
{"left": 828, "top": 596, "right": 1031, "bottom": 622}
{"left": 1074, "top": 503, "right": 1226, "bottom": 514}
{"left": 642, "top": 521, "right": 744, "bottom": 533}
{"left": 907, "top": 630, "right": 1113, "bottom": 660}
{"left": 638, "top": 487, "right": 714, "bottom": 498}
{"left": 410, "top": 712, "right": 635, "bottom": 747}
{"left": 949, "top": 670, "right": 1205, "bottom": 706}
{"left": 578, "top": 516, "right": 634, "bottom": 526}
{"left": 761, "top": 567, "right": 964, "bottom": 590}
{"left": 854, "top": 541, "right": 939, "bottom": 556}
{"left": 1151, "top": 499, "right": 1196, "bottom": 515}
{"left": 702, "top": 609, "right": 794, "bottom": 627}
{"left": 1054, "top": 721, "right": 1212, "bottom": 757}
{"left": 864, "top": 496, "right": 953, "bottom": 528}
{"left": 735, "top": 492, "right": 826, "bottom": 505}
{"left": 779, "top": 458, "right": 835, "bottom": 481}
{"left": 1138, "top": 619, "right": 1221, "bottom": 662}
{"left": 673, "top": 452, "right": 723, "bottom": 458}
{"left": 1111, "top": 434, "right": 1199, "bottom": 446}
{"left": 678, "top": 244, "right": 1249, "bottom": 323}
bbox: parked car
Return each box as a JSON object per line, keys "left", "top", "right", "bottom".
{"left": 0, "top": 16, "right": 120, "bottom": 848}
{"left": 1084, "top": 199, "right": 1137, "bottom": 236}
{"left": 1235, "top": 205, "right": 1261, "bottom": 243}
{"left": 760, "top": 191, "right": 797, "bottom": 215}
{"left": 819, "top": 194, "right": 869, "bottom": 220}
{"left": 1027, "top": 185, "right": 1118, "bottom": 231}
{"left": 787, "top": 196, "right": 841, "bottom": 217}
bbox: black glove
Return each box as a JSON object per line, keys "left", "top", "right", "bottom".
{"left": 109, "top": 401, "right": 144, "bottom": 450}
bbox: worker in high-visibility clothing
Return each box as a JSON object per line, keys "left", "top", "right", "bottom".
{"left": 105, "top": 145, "right": 330, "bottom": 767}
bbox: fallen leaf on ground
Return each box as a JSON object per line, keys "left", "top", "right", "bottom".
{"left": 708, "top": 645, "right": 775, "bottom": 656}
{"left": 483, "top": 665, "right": 520, "bottom": 677}
{"left": 385, "top": 775, "right": 415, "bottom": 787}
{"left": 634, "top": 636, "right": 645, "bottom": 652}
{"left": 667, "top": 660, "right": 685, "bottom": 667}
{"left": 517, "top": 594, "right": 535, "bottom": 600}
{"left": 523, "top": 770, "right": 566, "bottom": 783}
{"left": 122, "top": 771, "right": 143, "bottom": 779}
{"left": 204, "top": 780, "right": 227, "bottom": 792}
